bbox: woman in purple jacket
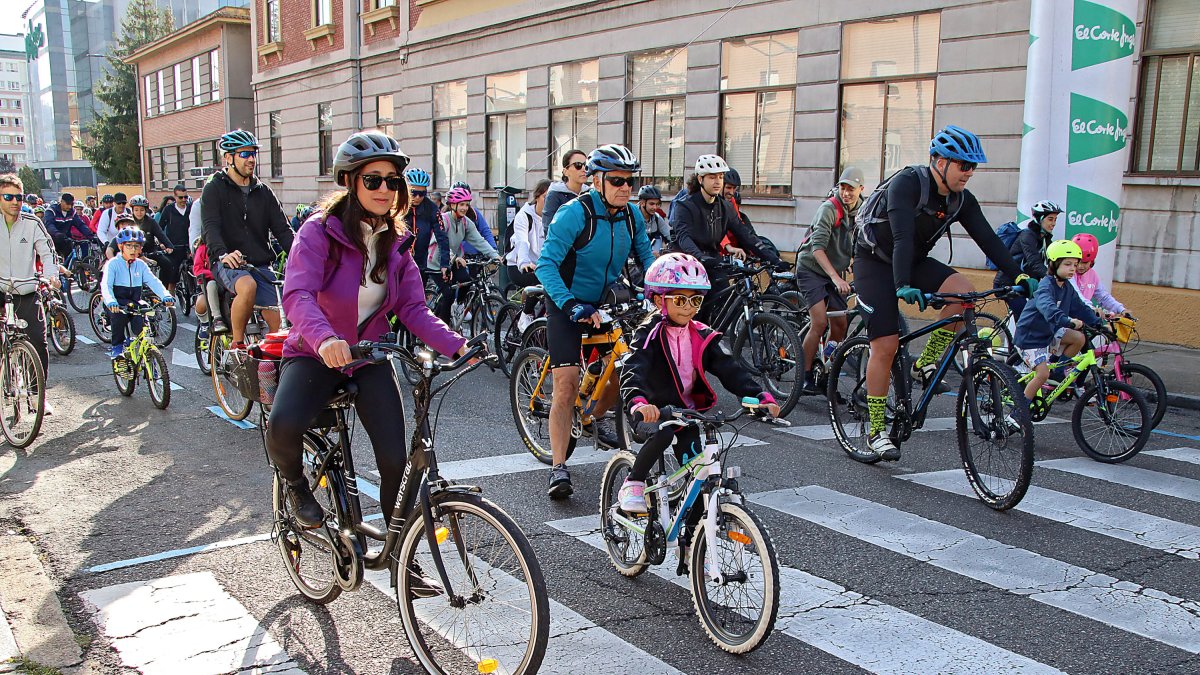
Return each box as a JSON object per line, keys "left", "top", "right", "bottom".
{"left": 267, "top": 131, "right": 467, "bottom": 528}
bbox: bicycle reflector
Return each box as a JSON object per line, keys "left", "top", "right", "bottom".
{"left": 435, "top": 526, "right": 450, "bottom": 545}
{"left": 727, "top": 531, "right": 752, "bottom": 546}
{"left": 477, "top": 658, "right": 499, "bottom": 674}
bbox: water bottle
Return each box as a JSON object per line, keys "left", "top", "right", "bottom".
{"left": 257, "top": 358, "right": 278, "bottom": 405}
{"left": 822, "top": 340, "right": 839, "bottom": 362}
{"left": 579, "top": 359, "right": 604, "bottom": 397}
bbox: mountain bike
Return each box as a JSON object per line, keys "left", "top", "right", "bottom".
{"left": 269, "top": 333, "right": 549, "bottom": 674}
{"left": 38, "top": 277, "right": 75, "bottom": 356}
{"left": 828, "top": 286, "right": 1035, "bottom": 510}
{"left": 1019, "top": 323, "right": 1152, "bottom": 463}
{"left": 431, "top": 258, "right": 505, "bottom": 339}
{"left": 109, "top": 302, "right": 172, "bottom": 410}
{"left": 59, "top": 239, "right": 102, "bottom": 313}
{"left": 0, "top": 281, "right": 46, "bottom": 448}
{"left": 493, "top": 285, "right": 549, "bottom": 378}
{"left": 88, "top": 286, "right": 177, "bottom": 348}
{"left": 600, "top": 402, "right": 780, "bottom": 654}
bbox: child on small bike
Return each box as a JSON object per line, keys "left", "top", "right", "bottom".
{"left": 1014, "top": 239, "right": 1104, "bottom": 404}
{"left": 101, "top": 227, "right": 174, "bottom": 360}
{"left": 618, "top": 252, "right": 780, "bottom": 513}
{"left": 1069, "top": 233, "right": 1130, "bottom": 319}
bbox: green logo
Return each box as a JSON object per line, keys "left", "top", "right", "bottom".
{"left": 1072, "top": 0, "right": 1136, "bottom": 70}
{"left": 1065, "top": 185, "right": 1120, "bottom": 245}
{"left": 1068, "top": 93, "right": 1128, "bottom": 163}
{"left": 24, "top": 21, "right": 44, "bottom": 61}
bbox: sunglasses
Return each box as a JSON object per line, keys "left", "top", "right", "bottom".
{"left": 604, "top": 176, "right": 639, "bottom": 188}
{"left": 663, "top": 294, "right": 704, "bottom": 308}
{"left": 360, "top": 174, "right": 405, "bottom": 191}
{"left": 236, "top": 150, "right": 258, "bottom": 158}
{"left": 955, "top": 160, "right": 977, "bottom": 172}
{"left": 411, "top": 190, "right": 427, "bottom": 198}
{"left": 0, "top": 194, "right": 20, "bottom": 202}
{"left": 569, "top": 162, "right": 586, "bottom": 171}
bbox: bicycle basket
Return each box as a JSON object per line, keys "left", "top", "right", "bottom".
{"left": 230, "top": 350, "right": 281, "bottom": 405}
{"left": 1114, "top": 317, "right": 1135, "bottom": 344}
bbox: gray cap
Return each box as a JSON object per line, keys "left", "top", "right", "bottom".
{"left": 838, "top": 166, "right": 865, "bottom": 188}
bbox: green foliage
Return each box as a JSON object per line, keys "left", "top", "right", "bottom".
{"left": 17, "top": 166, "right": 42, "bottom": 194}
{"left": 78, "top": 0, "right": 175, "bottom": 183}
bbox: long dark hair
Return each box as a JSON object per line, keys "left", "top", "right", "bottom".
{"left": 317, "top": 165, "right": 410, "bottom": 285}
{"left": 529, "top": 179, "right": 552, "bottom": 206}
{"left": 686, "top": 173, "right": 701, "bottom": 194}
{"left": 561, "top": 149, "right": 585, "bottom": 182}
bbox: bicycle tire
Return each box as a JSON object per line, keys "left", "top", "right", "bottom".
{"left": 1113, "top": 362, "right": 1166, "bottom": 431}
{"left": 68, "top": 263, "right": 99, "bottom": 313}
{"left": 953, "top": 312, "right": 1013, "bottom": 376}
{"left": 493, "top": 302, "right": 522, "bottom": 378}
{"left": 760, "top": 292, "right": 807, "bottom": 335}
{"left": 273, "top": 433, "right": 342, "bottom": 604}
{"left": 1073, "top": 379, "right": 1151, "bottom": 463}
{"left": 397, "top": 329, "right": 423, "bottom": 386}
{"left": 146, "top": 349, "right": 170, "bottom": 410}
{"left": 48, "top": 306, "right": 75, "bottom": 356}
{"left": 112, "top": 354, "right": 136, "bottom": 396}
{"left": 396, "top": 492, "right": 549, "bottom": 675}
{"left": 599, "top": 451, "right": 650, "bottom": 577}
{"left": 689, "top": 501, "right": 780, "bottom": 654}
{"left": 88, "top": 292, "right": 112, "bottom": 344}
{"left": 150, "top": 305, "right": 177, "bottom": 348}
{"left": 520, "top": 318, "right": 548, "bottom": 352}
{"left": 956, "top": 358, "right": 1034, "bottom": 510}
{"left": 733, "top": 312, "right": 802, "bottom": 417}
{"left": 211, "top": 334, "right": 254, "bottom": 421}
{"left": 827, "top": 336, "right": 884, "bottom": 464}
{"left": 0, "top": 339, "right": 45, "bottom": 448}
{"left": 177, "top": 270, "right": 196, "bottom": 317}
{"left": 510, "top": 347, "right": 574, "bottom": 464}
{"left": 194, "top": 325, "right": 212, "bottom": 375}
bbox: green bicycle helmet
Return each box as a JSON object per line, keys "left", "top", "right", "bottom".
{"left": 1046, "top": 239, "right": 1083, "bottom": 262}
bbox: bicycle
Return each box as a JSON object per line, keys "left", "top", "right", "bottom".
{"left": 431, "top": 258, "right": 505, "bottom": 339}
{"left": 175, "top": 251, "right": 198, "bottom": 318}
{"left": 493, "top": 285, "right": 549, "bottom": 378}
{"left": 210, "top": 277, "right": 285, "bottom": 421}
{"left": 269, "top": 333, "right": 549, "bottom": 674}
{"left": 59, "top": 238, "right": 102, "bottom": 313}
{"left": 109, "top": 301, "right": 172, "bottom": 410}
{"left": 38, "top": 277, "right": 75, "bottom": 356}
{"left": 828, "top": 286, "right": 1036, "bottom": 510}
{"left": 1019, "top": 323, "right": 1152, "bottom": 463}
{"left": 599, "top": 402, "right": 780, "bottom": 653}
{"left": 88, "top": 287, "right": 177, "bottom": 348}
{"left": 0, "top": 281, "right": 46, "bottom": 448}
{"left": 1093, "top": 316, "right": 1167, "bottom": 431}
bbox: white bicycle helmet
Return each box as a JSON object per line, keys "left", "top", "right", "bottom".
{"left": 694, "top": 154, "right": 730, "bottom": 177}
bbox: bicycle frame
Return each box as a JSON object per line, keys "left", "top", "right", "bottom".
{"left": 577, "top": 323, "right": 629, "bottom": 422}
{"left": 1018, "top": 347, "right": 1102, "bottom": 406}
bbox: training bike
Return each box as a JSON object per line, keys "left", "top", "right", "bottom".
{"left": 109, "top": 301, "right": 172, "bottom": 410}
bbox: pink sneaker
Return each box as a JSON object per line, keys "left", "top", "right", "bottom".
{"left": 618, "top": 479, "right": 647, "bottom": 513}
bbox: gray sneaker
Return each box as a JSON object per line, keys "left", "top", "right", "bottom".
{"left": 911, "top": 362, "right": 950, "bottom": 395}
{"left": 548, "top": 463, "right": 573, "bottom": 499}
{"left": 587, "top": 418, "right": 620, "bottom": 448}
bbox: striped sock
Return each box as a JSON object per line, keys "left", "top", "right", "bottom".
{"left": 868, "top": 395, "right": 888, "bottom": 436}
{"left": 916, "top": 328, "right": 956, "bottom": 370}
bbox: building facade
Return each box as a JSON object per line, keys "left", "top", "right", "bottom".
{"left": 0, "top": 36, "right": 30, "bottom": 171}
{"left": 252, "top": 0, "right": 1200, "bottom": 345}
{"left": 125, "top": 6, "right": 254, "bottom": 205}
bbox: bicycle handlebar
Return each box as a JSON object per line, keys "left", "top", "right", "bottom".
{"left": 349, "top": 331, "right": 496, "bottom": 376}
{"left": 110, "top": 300, "right": 170, "bottom": 315}
{"left": 923, "top": 286, "right": 1023, "bottom": 310}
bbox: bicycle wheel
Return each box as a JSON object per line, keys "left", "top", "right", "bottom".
{"left": 68, "top": 263, "right": 99, "bottom": 313}
{"left": 954, "top": 312, "right": 1013, "bottom": 376}
{"left": 112, "top": 354, "right": 136, "bottom": 396}
{"left": 396, "top": 492, "right": 549, "bottom": 675}
{"left": 87, "top": 293, "right": 112, "bottom": 344}
{"left": 211, "top": 334, "right": 254, "bottom": 420}
{"left": 520, "top": 318, "right": 547, "bottom": 352}
{"left": 397, "top": 329, "right": 423, "bottom": 386}
{"left": 145, "top": 349, "right": 170, "bottom": 410}
{"left": 509, "top": 347, "right": 574, "bottom": 464}
{"left": 760, "top": 292, "right": 807, "bottom": 335}
{"left": 956, "top": 358, "right": 1034, "bottom": 510}
{"left": 272, "top": 433, "right": 342, "bottom": 604}
{"left": 149, "top": 305, "right": 177, "bottom": 348}
{"left": 493, "top": 302, "right": 522, "bottom": 378}
{"left": 732, "top": 312, "right": 801, "bottom": 417}
{"left": 177, "top": 270, "right": 196, "bottom": 317}
{"left": 0, "top": 340, "right": 45, "bottom": 448}
{"left": 48, "top": 305, "right": 75, "bottom": 356}
{"left": 1113, "top": 362, "right": 1166, "bottom": 431}
{"left": 689, "top": 501, "right": 780, "bottom": 654}
{"left": 1073, "top": 379, "right": 1151, "bottom": 463}
{"left": 194, "top": 325, "right": 212, "bottom": 375}
{"left": 598, "top": 451, "right": 650, "bottom": 577}
{"left": 827, "top": 336, "right": 882, "bottom": 464}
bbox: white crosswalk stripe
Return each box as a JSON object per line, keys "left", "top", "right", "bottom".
{"left": 782, "top": 416, "right": 1067, "bottom": 440}
{"left": 1038, "top": 457, "right": 1200, "bottom": 503}
{"left": 1143, "top": 447, "right": 1200, "bottom": 466}
{"left": 750, "top": 486, "right": 1200, "bottom": 654}
{"left": 171, "top": 346, "right": 200, "bottom": 369}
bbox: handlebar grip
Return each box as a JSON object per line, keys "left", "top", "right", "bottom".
{"left": 349, "top": 343, "right": 372, "bottom": 360}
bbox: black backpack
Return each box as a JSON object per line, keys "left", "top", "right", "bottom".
{"left": 854, "top": 165, "right": 963, "bottom": 263}
{"left": 571, "top": 193, "right": 636, "bottom": 250}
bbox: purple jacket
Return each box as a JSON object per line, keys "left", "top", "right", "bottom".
{"left": 282, "top": 213, "right": 465, "bottom": 366}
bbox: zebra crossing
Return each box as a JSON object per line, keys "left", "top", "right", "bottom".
{"left": 76, "top": 429, "right": 1200, "bottom": 674}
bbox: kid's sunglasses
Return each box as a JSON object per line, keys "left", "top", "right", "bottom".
{"left": 664, "top": 294, "right": 704, "bottom": 308}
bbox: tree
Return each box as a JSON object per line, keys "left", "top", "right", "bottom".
{"left": 0, "top": 157, "right": 15, "bottom": 174}
{"left": 78, "top": 0, "right": 174, "bottom": 184}
{"left": 17, "top": 166, "right": 42, "bottom": 194}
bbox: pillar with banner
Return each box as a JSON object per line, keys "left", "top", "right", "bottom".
{"left": 1016, "top": 0, "right": 1138, "bottom": 286}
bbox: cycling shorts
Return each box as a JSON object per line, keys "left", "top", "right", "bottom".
{"left": 546, "top": 303, "right": 614, "bottom": 369}
{"left": 216, "top": 263, "right": 280, "bottom": 308}
{"left": 853, "top": 251, "right": 956, "bottom": 340}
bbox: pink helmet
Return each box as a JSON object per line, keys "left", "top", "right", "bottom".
{"left": 643, "top": 252, "right": 710, "bottom": 297}
{"left": 446, "top": 186, "right": 472, "bottom": 204}
{"left": 1071, "top": 233, "right": 1099, "bottom": 264}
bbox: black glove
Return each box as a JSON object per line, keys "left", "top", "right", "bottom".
{"left": 771, "top": 259, "right": 792, "bottom": 273}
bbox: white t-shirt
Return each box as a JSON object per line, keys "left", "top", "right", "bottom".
{"left": 357, "top": 224, "right": 388, "bottom": 325}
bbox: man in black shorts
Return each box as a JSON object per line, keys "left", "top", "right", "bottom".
{"left": 796, "top": 167, "right": 864, "bottom": 395}
{"left": 853, "top": 126, "right": 1036, "bottom": 460}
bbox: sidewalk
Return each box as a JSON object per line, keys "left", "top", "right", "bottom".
{"left": 1121, "top": 339, "right": 1200, "bottom": 410}
{"left": 0, "top": 531, "right": 86, "bottom": 674}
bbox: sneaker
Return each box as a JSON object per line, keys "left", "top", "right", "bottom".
{"left": 868, "top": 431, "right": 901, "bottom": 461}
{"left": 618, "top": 479, "right": 648, "bottom": 513}
{"left": 406, "top": 563, "right": 444, "bottom": 599}
{"left": 285, "top": 478, "right": 325, "bottom": 528}
{"left": 911, "top": 362, "right": 950, "bottom": 395}
{"left": 547, "top": 464, "right": 573, "bottom": 499}
{"left": 800, "top": 372, "right": 820, "bottom": 396}
{"left": 517, "top": 311, "right": 534, "bottom": 334}
{"left": 1002, "top": 415, "right": 1022, "bottom": 435}
{"left": 197, "top": 322, "right": 210, "bottom": 340}
{"left": 43, "top": 400, "right": 53, "bottom": 417}
{"left": 587, "top": 418, "right": 620, "bottom": 448}
{"left": 212, "top": 319, "right": 230, "bottom": 335}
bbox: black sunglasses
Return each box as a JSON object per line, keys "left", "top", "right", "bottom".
{"left": 955, "top": 160, "right": 978, "bottom": 172}
{"left": 115, "top": 201, "right": 127, "bottom": 206}
{"left": 604, "top": 176, "right": 638, "bottom": 188}
{"left": 411, "top": 190, "right": 427, "bottom": 198}
{"left": 0, "top": 194, "right": 20, "bottom": 202}
{"left": 569, "top": 161, "right": 586, "bottom": 170}
{"left": 360, "top": 174, "right": 404, "bottom": 191}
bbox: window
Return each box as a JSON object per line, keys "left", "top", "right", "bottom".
{"left": 318, "top": 102, "right": 333, "bottom": 176}
{"left": 314, "top": 0, "right": 333, "bottom": 26}
{"left": 486, "top": 72, "right": 527, "bottom": 187}
{"left": 12, "top": 118, "right": 19, "bottom": 127}
{"left": 193, "top": 142, "right": 205, "bottom": 186}
{"left": 12, "top": 100, "right": 18, "bottom": 109}
{"left": 433, "top": 81, "right": 468, "bottom": 187}
{"left": 145, "top": 74, "right": 156, "bottom": 117}
{"left": 720, "top": 32, "right": 798, "bottom": 196}
{"left": 192, "top": 56, "right": 203, "bottom": 106}
{"left": 147, "top": 150, "right": 154, "bottom": 185}
{"left": 266, "top": 0, "right": 282, "bottom": 43}
{"left": 210, "top": 50, "right": 220, "bottom": 102}
{"left": 839, "top": 13, "right": 940, "bottom": 189}
{"left": 269, "top": 111, "right": 283, "bottom": 178}
{"left": 376, "top": 94, "right": 394, "bottom": 136}
{"left": 548, "top": 61, "right": 598, "bottom": 169}
{"left": 14, "top": 136, "right": 22, "bottom": 145}
{"left": 0, "top": 100, "right": 6, "bottom": 109}
{"left": 158, "top": 70, "right": 167, "bottom": 115}
{"left": 178, "top": 57, "right": 193, "bottom": 105}
{"left": 1134, "top": 0, "right": 1200, "bottom": 174}
{"left": 627, "top": 49, "right": 687, "bottom": 192}
{"left": 159, "top": 148, "right": 169, "bottom": 190}
{"left": 0, "top": 118, "right": 7, "bottom": 127}
{"left": 173, "top": 63, "right": 183, "bottom": 111}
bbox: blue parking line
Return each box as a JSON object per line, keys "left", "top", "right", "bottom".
{"left": 206, "top": 406, "right": 257, "bottom": 430}
{"left": 1151, "top": 428, "right": 1200, "bottom": 442}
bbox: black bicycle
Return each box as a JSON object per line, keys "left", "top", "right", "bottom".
{"left": 268, "top": 333, "right": 549, "bottom": 674}
{"left": 828, "top": 286, "right": 1035, "bottom": 510}
{"left": 60, "top": 238, "right": 102, "bottom": 313}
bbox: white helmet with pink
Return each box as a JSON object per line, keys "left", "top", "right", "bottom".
{"left": 643, "top": 252, "right": 710, "bottom": 297}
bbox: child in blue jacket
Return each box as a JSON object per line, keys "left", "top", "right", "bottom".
{"left": 101, "top": 226, "right": 174, "bottom": 360}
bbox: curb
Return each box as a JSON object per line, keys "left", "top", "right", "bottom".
{"left": 1167, "top": 392, "right": 1200, "bottom": 412}
{"left": 0, "top": 532, "right": 84, "bottom": 673}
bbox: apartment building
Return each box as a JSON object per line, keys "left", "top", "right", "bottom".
{"left": 0, "top": 36, "right": 29, "bottom": 171}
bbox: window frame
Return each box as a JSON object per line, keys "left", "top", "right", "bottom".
{"left": 265, "top": 0, "right": 282, "bottom": 43}
{"left": 318, "top": 102, "right": 334, "bottom": 176}
{"left": 486, "top": 111, "right": 527, "bottom": 188}
{"left": 625, "top": 48, "right": 688, "bottom": 193}
{"left": 314, "top": 0, "right": 333, "bottom": 27}
{"left": 269, "top": 111, "right": 283, "bottom": 179}
{"left": 433, "top": 81, "right": 469, "bottom": 188}
{"left": 1131, "top": 0, "right": 1200, "bottom": 176}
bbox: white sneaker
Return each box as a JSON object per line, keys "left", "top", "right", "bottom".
{"left": 517, "top": 312, "right": 534, "bottom": 333}
{"left": 618, "top": 479, "right": 647, "bottom": 513}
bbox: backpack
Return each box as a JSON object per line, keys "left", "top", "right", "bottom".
{"left": 796, "top": 194, "right": 849, "bottom": 251}
{"left": 985, "top": 221, "right": 1022, "bottom": 270}
{"left": 854, "top": 165, "right": 963, "bottom": 263}
{"left": 571, "top": 193, "right": 636, "bottom": 251}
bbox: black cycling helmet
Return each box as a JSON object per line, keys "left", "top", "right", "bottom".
{"left": 723, "top": 167, "right": 742, "bottom": 188}
{"left": 332, "top": 131, "right": 410, "bottom": 187}
{"left": 451, "top": 180, "right": 471, "bottom": 190}
{"left": 637, "top": 185, "right": 662, "bottom": 201}
{"left": 219, "top": 129, "right": 259, "bottom": 153}
{"left": 24, "top": 194, "right": 37, "bottom": 204}
{"left": 586, "top": 144, "right": 640, "bottom": 175}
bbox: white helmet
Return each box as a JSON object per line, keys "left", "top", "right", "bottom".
{"left": 694, "top": 154, "right": 730, "bottom": 177}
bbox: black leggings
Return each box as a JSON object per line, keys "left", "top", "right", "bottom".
{"left": 13, "top": 292, "right": 47, "bottom": 376}
{"left": 266, "top": 356, "right": 408, "bottom": 521}
{"left": 629, "top": 424, "right": 702, "bottom": 482}
{"left": 433, "top": 266, "right": 471, "bottom": 325}
{"left": 506, "top": 265, "right": 539, "bottom": 314}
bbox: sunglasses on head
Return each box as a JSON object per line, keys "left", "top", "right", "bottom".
{"left": 955, "top": 160, "right": 977, "bottom": 172}
{"left": 663, "top": 294, "right": 703, "bottom": 308}
{"left": 411, "top": 190, "right": 427, "bottom": 198}
{"left": 0, "top": 194, "right": 21, "bottom": 202}
{"left": 569, "top": 161, "right": 586, "bottom": 171}
{"left": 236, "top": 150, "right": 258, "bottom": 158}
{"left": 604, "top": 176, "right": 638, "bottom": 188}
{"left": 360, "top": 174, "right": 404, "bottom": 191}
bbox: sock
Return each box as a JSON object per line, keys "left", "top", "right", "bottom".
{"left": 868, "top": 395, "right": 888, "bottom": 436}
{"left": 916, "top": 327, "right": 956, "bottom": 370}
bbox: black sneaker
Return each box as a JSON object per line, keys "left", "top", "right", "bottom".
{"left": 406, "top": 563, "right": 444, "bottom": 599}
{"left": 285, "top": 478, "right": 325, "bottom": 528}
{"left": 911, "top": 362, "right": 950, "bottom": 395}
{"left": 801, "top": 375, "right": 820, "bottom": 396}
{"left": 868, "top": 431, "right": 902, "bottom": 461}
{"left": 547, "top": 464, "right": 573, "bottom": 499}
{"left": 586, "top": 418, "right": 620, "bottom": 449}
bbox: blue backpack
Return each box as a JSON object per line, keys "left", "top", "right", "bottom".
{"left": 985, "top": 221, "right": 1022, "bottom": 270}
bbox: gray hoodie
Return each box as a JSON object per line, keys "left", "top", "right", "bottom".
{"left": 0, "top": 211, "right": 58, "bottom": 295}
{"left": 541, "top": 181, "right": 584, "bottom": 231}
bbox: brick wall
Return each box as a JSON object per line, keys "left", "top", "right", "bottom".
{"left": 362, "top": 0, "right": 401, "bottom": 45}
{"left": 144, "top": 104, "right": 226, "bottom": 147}
{"left": 257, "top": 0, "right": 345, "bottom": 71}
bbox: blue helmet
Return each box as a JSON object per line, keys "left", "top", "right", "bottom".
{"left": 405, "top": 168, "right": 431, "bottom": 188}
{"left": 219, "top": 129, "right": 259, "bottom": 153}
{"left": 115, "top": 227, "right": 145, "bottom": 245}
{"left": 929, "top": 125, "right": 987, "bottom": 163}
{"left": 586, "top": 144, "right": 640, "bottom": 175}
